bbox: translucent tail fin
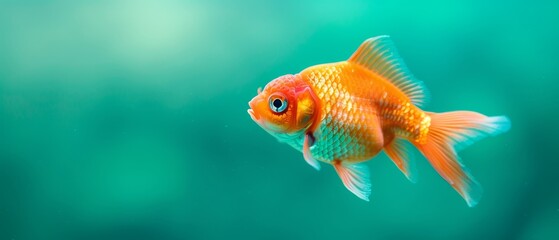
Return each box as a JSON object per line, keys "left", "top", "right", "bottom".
{"left": 414, "top": 111, "right": 510, "bottom": 207}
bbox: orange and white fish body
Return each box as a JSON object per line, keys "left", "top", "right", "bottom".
{"left": 247, "top": 36, "right": 510, "bottom": 206}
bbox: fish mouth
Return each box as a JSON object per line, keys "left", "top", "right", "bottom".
{"left": 247, "top": 98, "right": 262, "bottom": 122}
{"left": 247, "top": 108, "right": 260, "bottom": 121}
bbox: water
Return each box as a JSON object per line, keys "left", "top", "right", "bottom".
{"left": 0, "top": 0, "right": 557, "bottom": 239}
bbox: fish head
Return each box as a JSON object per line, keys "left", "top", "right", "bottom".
{"left": 248, "top": 74, "right": 318, "bottom": 134}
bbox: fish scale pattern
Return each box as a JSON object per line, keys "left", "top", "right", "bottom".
{"left": 378, "top": 97, "right": 430, "bottom": 143}
{"left": 301, "top": 63, "right": 383, "bottom": 163}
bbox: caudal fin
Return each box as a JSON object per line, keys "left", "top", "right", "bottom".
{"left": 414, "top": 111, "right": 510, "bottom": 207}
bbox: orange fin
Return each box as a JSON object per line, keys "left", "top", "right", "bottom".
{"left": 333, "top": 161, "right": 372, "bottom": 201}
{"left": 303, "top": 133, "right": 320, "bottom": 171}
{"left": 348, "top": 35, "right": 429, "bottom": 107}
{"left": 414, "top": 111, "right": 510, "bottom": 207}
{"left": 384, "top": 138, "right": 417, "bottom": 183}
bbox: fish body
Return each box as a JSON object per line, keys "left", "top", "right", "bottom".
{"left": 301, "top": 62, "right": 429, "bottom": 163}
{"left": 247, "top": 36, "right": 510, "bottom": 206}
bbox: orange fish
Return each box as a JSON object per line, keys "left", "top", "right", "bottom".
{"left": 247, "top": 36, "right": 510, "bottom": 206}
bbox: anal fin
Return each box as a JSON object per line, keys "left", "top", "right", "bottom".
{"left": 384, "top": 138, "right": 417, "bottom": 183}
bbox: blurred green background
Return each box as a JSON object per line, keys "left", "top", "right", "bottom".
{"left": 1, "top": 0, "right": 557, "bottom": 239}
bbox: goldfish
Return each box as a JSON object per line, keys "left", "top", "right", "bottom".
{"left": 247, "top": 36, "right": 510, "bottom": 207}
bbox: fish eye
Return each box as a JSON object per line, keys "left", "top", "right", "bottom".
{"left": 269, "top": 94, "right": 288, "bottom": 113}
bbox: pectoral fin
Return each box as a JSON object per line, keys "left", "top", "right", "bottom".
{"left": 303, "top": 133, "right": 321, "bottom": 171}
{"left": 333, "top": 161, "right": 372, "bottom": 201}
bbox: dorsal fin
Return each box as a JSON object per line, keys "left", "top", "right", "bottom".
{"left": 348, "top": 35, "right": 429, "bottom": 107}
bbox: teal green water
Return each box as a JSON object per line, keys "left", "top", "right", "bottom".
{"left": 1, "top": 0, "right": 558, "bottom": 239}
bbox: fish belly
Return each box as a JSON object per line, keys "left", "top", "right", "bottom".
{"left": 311, "top": 112, "right": 384, "bottom": 163}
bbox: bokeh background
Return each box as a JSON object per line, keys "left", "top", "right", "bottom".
{"left": 1, "top": 0, "right": 558, "bottom": 239}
